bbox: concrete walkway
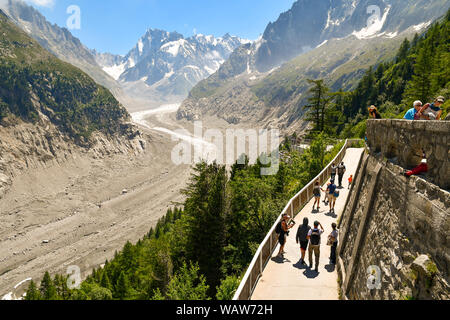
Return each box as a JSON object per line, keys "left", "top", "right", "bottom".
{"left": 251, "top": 148, "right": 364, "bottom": 300}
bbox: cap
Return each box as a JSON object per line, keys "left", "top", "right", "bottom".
{"left": 436, "top": 96, "right": 445, "bottom": 103}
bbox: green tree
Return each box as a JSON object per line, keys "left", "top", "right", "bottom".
{"left": 25, "top": 280, "right": 41, "bottom": 300}
{"left": 303, "top": 79, "right": 333, "bottom": 133}
{"left": 216, "top": 275, "right": 241, "bottom": 300}
{"left": 166, "top": 262, "right": 210, "bottom": 300}
{"left": 115, "top": 271, "right": 131, "bottom": 300}
{"left": 39, "top": 271, "right": 58, "bottom": 300}
{"left": 182, "top": 161, "right": 227, "bottom": 296}
{"left": 403, "top": 47, "right": 434, "bottom": 105}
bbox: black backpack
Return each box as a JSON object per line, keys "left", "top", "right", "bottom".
{"left": 276, "top": 221, "right": 282, "bottom": 234}
{"left": 310, "top": 229, "right": 321, "bottom": 245}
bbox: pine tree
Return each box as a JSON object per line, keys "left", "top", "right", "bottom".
{"left": 404, "top": 46, "right": 434, "bottom": 105}
{"left": 39, "top": 271, "right": 58, "bottom": 300}
{"left": 303, "top": 79, "right": 332, "bottom": 133}
{"left": 25, "top": 280, "right": 41, "bottom": 300}
{"left": 115, "top": 271, "right": 130, "bottom": 300}
{"left": 100, "top": 271, "right": 113, "bottom": 291}
{"left": 182, "top": 162, "right": 227, "bottom": 297}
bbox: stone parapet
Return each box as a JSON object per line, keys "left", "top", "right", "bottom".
{"left": 366, "top": 119, "right": 449, "bottom": 190}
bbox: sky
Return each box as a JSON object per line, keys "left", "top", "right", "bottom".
{"left": 24, "top": 0, "right": 295, "bottom": 55}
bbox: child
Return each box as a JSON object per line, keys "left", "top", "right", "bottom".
{"left": 348, "top": 175, "right": 353, "bottom": 189}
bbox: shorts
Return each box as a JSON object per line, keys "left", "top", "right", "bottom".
{"left": 278, "top": 234, "right": 286, "bottom": 246}
{"left": 300, "top": 240, "right": 308, "bottom": 250}
{"left": 329, "top": 194, "right": 336, "bottom": 202}
{"left": 314, "top": 194, "right": 321, "bottom": 198}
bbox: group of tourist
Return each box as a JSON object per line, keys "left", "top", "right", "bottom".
{"left": 295, "top": 218, "right": 339, "bottom": 272}
{"left": 367, "top": 96, "right": 446, "bottom": 121}
{"left": 276, "top": 161, "right": 353, "bottom": 272}
{"left": 403, "top": 96, "right": 445, "bottom": 120}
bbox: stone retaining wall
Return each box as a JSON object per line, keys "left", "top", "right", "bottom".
{"left": 337, "top": 153, "right": 450, "bottom": 300}
{"left": 366, "top": 119, "right": 449, "bottom": 190}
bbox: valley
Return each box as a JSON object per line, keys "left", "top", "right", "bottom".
{"left": 0, "top": 105, "right": 192, "bottom": 298}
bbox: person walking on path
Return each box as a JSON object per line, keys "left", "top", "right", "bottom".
{"left": 323, "top": 182, "right": 331, "bottom": 205}
{"left": 348, "top": 175, "right": 353, "bottom": 189}
{"left": 277, "top": 214, "right": 294, "bottom": 257}
{"left": 328, "top": 223, "right": 339, "bottom": 265}
{"left": 330, "top": 163, "right": 337, "bottom": 182}
{"left": 328, "top": 181, "right": 337, "bottom": 214}
{"left": 337, "top": 162, "right": 346, "bottom": 188}
{"left": 307, "top": 221, "right": 324, "bottom": 272}
{"left": 296, "top": 217, "right": 311, "bottom": 265}
{"left": 312, "top": 181, "right": 324, "bottom": 211}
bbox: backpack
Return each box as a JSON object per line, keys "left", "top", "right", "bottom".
{"left": 276, "top": 221, "right": 282, "bottom": 234}
{"left": 329, "top": 184, "right": 337, "bottom": 194}
{"left": 297, "top": 225, "right": 310, "bottom": 242}
{"left": 310, "top": 229, "right": 321, "bottom": 246}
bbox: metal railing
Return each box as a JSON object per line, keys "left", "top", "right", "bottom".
{"left": 232, "top": 139, "right": 362, "bottom": 300}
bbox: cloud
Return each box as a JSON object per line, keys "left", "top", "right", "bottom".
{"left": 25, "top": 0, "right": 55, "bottom": 8}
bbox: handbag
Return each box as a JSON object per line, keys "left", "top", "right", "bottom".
{"left": 327, "top": 234, "right": 334, "bottom": 246}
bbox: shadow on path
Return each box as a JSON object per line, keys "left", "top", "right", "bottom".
{"left": 293, "top": 259, "right": 308, "bottom": 270}
{"left": 325, "top": 264, "right": 336, "bottom": 273}
{"left": 303, "top": 268, "right": 319, "bottom": 279}
{"left": 271, "top": 256, "right": 291, "bottom": 264}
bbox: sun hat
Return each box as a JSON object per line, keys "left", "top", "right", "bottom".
{"left": 436, "top": 96, "right": 445, "bottom": 103}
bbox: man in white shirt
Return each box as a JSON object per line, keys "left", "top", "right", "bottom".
{"left": 307, "top": 221, "right": 324, "bottom": 272}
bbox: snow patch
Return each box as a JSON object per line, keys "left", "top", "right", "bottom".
{"left": 161, "top": 39, "right": 187, "bottom": 56}
{"left": 413, "top": 21, "right": 432, "bottom": 31}
{"left": 316, "top": 40, "right": 328, "bottom": 48}
{"left": 352, "top": 6, "right": 391, "bottom": 40}
{"left": 103, "top": 63, "right": 126, "bottom": 80}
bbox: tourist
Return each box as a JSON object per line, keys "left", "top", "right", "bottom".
{"left": 330, "top": 163, "right": 337, "bottom": 182}
{"left": 328, "top": 223, "right": 339, "bottom": 265}
{"left": 296, "top": 217, "right": 311, "bottom": 265}
{"left": 403, "top": 100, "right": 423, "bottom": 120}
{"left": 348, "top": 175, "right": 353, "bottom": 189}
{"left": 337, "top": 162, "right": 346, "bottom": 188}
{"left": 277, "top": 214, "right": 294, "bottom": 257}
{"left": 312, "top": 181, "right": 324, "bottom": 211}
{"left": 418, "top": 96, "right": 444, "bottom": 120}
{"left": 328, "top": 180, "right": 337, "bottom": 214}
{"left": 323, "top": 182, "right": 331, "bottom": 205}
{"left": 368, "top": 105, "right": 382, "bottom": 119}
{"left": 307, "top": 221, "right": 324, "bottom": 272}
{"left": 404, "top": 150, "right": 428, "bottom": 178}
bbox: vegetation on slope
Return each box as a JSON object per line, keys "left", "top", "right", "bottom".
{"left": 0, "top": 10, "right": 129, "bottom": 143}
{"left": 27, "top": 134, "right": 344, "bottom": 300}
{"left": 338, "top": 10, "right": 450, "bottom": 137}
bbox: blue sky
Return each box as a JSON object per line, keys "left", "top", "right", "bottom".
{"left": 25, "top": 0, "right": 295, "bottom": 55}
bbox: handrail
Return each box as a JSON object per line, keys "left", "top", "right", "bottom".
{"left": 232, "top": 139, "right": 361, "bottom": 300}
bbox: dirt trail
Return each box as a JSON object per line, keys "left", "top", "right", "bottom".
{"left": 0, "top": 105, "right": 192, "bottom": 297}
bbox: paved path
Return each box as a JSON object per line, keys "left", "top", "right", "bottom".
{"left": 251, "top": 148, "right": 364, "bottom": 300}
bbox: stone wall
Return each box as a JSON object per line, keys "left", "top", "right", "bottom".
{"left": 337, "top": 153, "right": 450, "bottom": 300}
{"left": 366, "top": 119, "right": 449, "bottom": 190}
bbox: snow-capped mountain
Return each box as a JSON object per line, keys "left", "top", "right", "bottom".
{"left": 211, "top": 0, "right": 450, "bottom": 75}
{"left": 93, "top": 29, "right": 249, "bottom": 101}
